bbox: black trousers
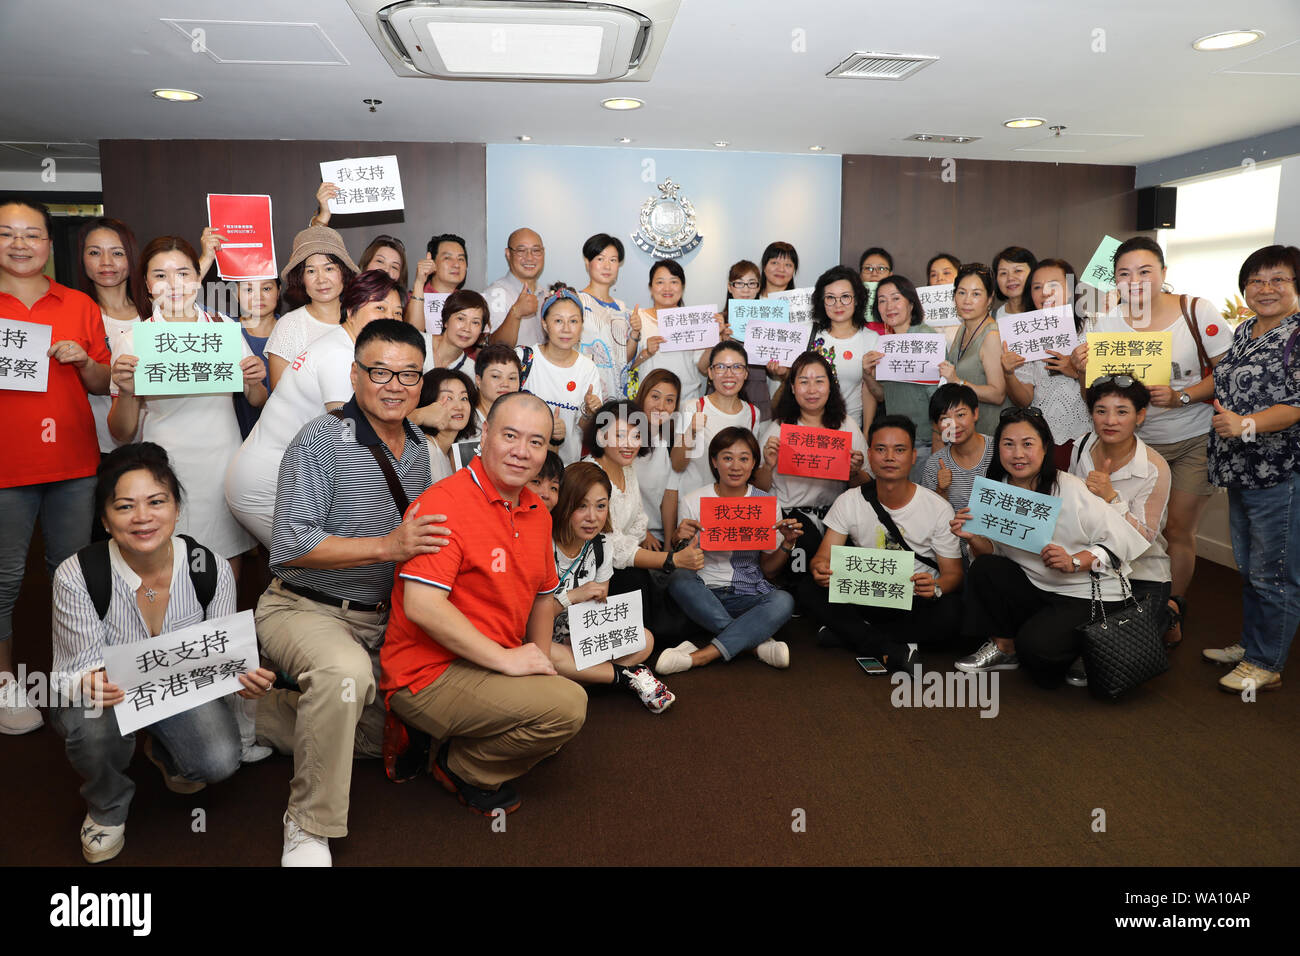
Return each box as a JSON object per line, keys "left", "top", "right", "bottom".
{"left": 962, "top": 554, "right": 1128, "bottom": 688}
{"left": 610, "top": 565, "right": 701, "bottom": 647}
{"left": 796, "top": 575, "right": 964, "bottom": 668}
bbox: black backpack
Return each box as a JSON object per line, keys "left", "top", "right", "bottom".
{"left": 77, "top": 534, "right": 219, "bottom": 620}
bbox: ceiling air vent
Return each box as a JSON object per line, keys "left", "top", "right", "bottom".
{"left": 826, "top": 51, "right": 938, "bottom": 81}
{"left": 349, "top": 0, "right": 680, "bottom": 82}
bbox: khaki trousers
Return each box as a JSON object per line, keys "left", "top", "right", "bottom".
{"left": 390, "top": 659, "right": 587, "bottom": 790}
{"left": 254, "top": 580, "right": 387, "bottom": 838}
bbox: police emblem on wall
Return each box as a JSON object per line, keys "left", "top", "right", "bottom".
{"left": 632, "top": 179, "right": 703, "bottom": 259}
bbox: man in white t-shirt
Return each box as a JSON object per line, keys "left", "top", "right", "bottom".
{"left": 485, "top": 228, "right": 545, "bottom": 348}
{"left": 799, "top": 415, "right": 965, "bottom": 670}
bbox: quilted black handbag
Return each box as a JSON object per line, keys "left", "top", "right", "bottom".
{"left": 1077, "top": 549, "right": 1168, "bottom": 699}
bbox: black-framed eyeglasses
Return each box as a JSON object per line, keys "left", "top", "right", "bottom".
{"left": 356, "top": 361, "right": 423, "bottom": 386}
{"left": 1000, "top": 405, "right": 1046, "bottom": 422}
{"left": 822, "top": 293, "right": 856, "bottom": 307}
{"left": 1091, "top": 374, "right": 1135, "bottom": 388}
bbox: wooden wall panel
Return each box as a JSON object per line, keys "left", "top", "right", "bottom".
{"left": 841, "top": 154, "right": 1143, "bottom": 285}
{"left": 98, "top": 140, "right": 488, "bottom": 289}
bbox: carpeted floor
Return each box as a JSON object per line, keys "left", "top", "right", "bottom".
{"left": 3, "top": 542, "right": 1297, "bottom": 867}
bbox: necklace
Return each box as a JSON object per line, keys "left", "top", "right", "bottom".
{"left": 139, "top": 541, "right": 173, "bottom": 603}
{"left": 957, "top": 317, "right": 990, "bottom": 363}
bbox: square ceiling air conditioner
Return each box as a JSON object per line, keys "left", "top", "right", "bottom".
{"left": 350, "top": 0, "right": 679, "bottom": 81}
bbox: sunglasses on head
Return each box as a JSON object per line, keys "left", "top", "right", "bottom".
{"left": 1091, "top": 374, "right": 1136, "bottom": 388}
{"left": 999, "top": 405, "right": 1046, "bottom": 422}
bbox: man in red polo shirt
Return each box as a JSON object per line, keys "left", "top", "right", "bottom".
{"left": 382, "top": 391, "right": 586, "bottom": 815}
{"left": 0, "top": 200, "right": 111, "bottom": 735}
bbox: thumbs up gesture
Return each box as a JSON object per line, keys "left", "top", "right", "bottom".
{"left": 1085, "top": 456, "right": 1116, "bottom": 503}
{"left": 936, "top": 457, "right": 953, "bottom": 492}
{"left": 1211, "top": 398, "right": 1246, "bottom": 439}
{"left": 583, "top": 383, "right": 602, "bottom": 415}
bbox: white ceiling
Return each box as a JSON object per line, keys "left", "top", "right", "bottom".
{"left": 1, "top": 0, "right": 1298, "bottom": 175}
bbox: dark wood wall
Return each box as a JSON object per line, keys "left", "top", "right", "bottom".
{"left": 98, "top": 140, "right": 487, "bottom": 288}
{"left": 840, "top": 154, "right": 1142, "bottom": 284}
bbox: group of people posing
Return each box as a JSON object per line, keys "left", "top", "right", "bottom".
{"left": 2, "top": 189, "right": 1296, "bottom": 867}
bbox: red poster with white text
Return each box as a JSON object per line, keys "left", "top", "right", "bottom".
{"left": 206, "top": 194, "right": 277, "bottom": 280}
{"left": 778, "top": 424, "right": 851, "bottom": 480}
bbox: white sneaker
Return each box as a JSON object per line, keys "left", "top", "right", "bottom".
{"left": 1202, "top": 643, "right": 1245, "bottom": 665}
{"left": 0, "top": 678, "right": 43, "bottom": 735}
{"left": 755, "top": 639, "right": 790, "bottom": 669}
{"left": 656, "top": 642, "right": 696, "bottom": 676}
{"left": 225, "top": 695, "right": 273, "bottom": 763}
{"left": 281, "top": 811, "right": 331, "bottom": 867}
{"left": 80, "top": 814, "right": 125, "bottom": 864}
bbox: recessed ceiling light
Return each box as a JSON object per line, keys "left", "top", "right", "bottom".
{"left": 517, "top": 135, "right": 532, "bottom": 142}
{"left": 1004, "top": 117, "right": 1045, "bottom": 129}
{"left": 809, "top": 145, "right": 824, "bottom": 151}
{"left": 952, "top": 136, "right": 971, "bottom": 144}
{"left": 601, "top": 97, "right": 643, "bottom": 111}
{"left": 912, "top": 134, "right": 932, "bottom": 142}
{"left": 713, "top": 141, "right": 729, "bottom": 148}
{"left": 1193, "top": 29, "right": 1264, "bottom": 51}
{"left": 151, "top": 88, "right": 202, "bottom": 102}
{"left": 616, "top": 137, "right": 632, "bottom": 144}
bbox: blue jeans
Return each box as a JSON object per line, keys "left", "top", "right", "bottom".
{"left": 48, "top": 698, "right": 241, "bottom": 826}
{"left": 665, "top": 569, "right": 794, "bottom": 661}
{"left": 1228, "top": 472, "right": 1300, "bottom": 672}
{"left": 0, "top": 476, "right": 96, "bottom": 643}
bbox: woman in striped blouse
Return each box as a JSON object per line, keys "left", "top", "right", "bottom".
{"left": 48, "top": 443, "right": 275, "bottom": 864}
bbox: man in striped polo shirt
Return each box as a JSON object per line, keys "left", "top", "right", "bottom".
{"left": 253, "top": 320, "right": 450, "bottom": 867}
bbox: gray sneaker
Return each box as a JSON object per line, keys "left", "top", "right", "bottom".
{"left": 955, "top": 640, "right": 1019, "bottom": 673}
{"left": 1202, "top": 643, "right": 1245, "bottom": 665}
{"left": 1066, "top": 657, "right": 1088, "bottom": 687}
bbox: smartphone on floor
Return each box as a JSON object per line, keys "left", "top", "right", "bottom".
{"left": 856, "top": 657, "right": 887, "bottom": 675}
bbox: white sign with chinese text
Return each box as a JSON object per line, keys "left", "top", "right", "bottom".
{"left": 103, "top": 611, "right": 259, "bottom": 736}
{"left": 319, "top": 154, "right": 405, "bottom": 213}
{"left": 567, "top": 591, "right": 646, "bottom": 671}
{"left": 0, "top": 317, "right": 52, "bottom": 393}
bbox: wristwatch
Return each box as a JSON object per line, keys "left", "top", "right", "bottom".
{"left": 1071, "top": 556, "right": 1082, "bottom": 571}
{"left": 932, "top": 583, "right": 943, "bottom": 599}
{"left": 662, "top": 550, "right": 676, "bottom": 572}
{"left": 1178, "top": 391, "right": 1191, "bottom": 406}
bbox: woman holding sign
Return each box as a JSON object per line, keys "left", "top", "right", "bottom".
{"left": 863, "top": 275, "right": 944, "bottom": 479}
{"left": 1000, "top": 258, "right": 1090, "bottom": 463}
{"left": 951, "top": 408, "right": 1149, "bottom": 687}
{"left": 49, "top": 443, "right": 275, "bottom": 863}
{"left": 109, "top": 237, "right": 266, "bottom": 569}
{"left": 1203, "top": 245, "right": 1300, "bottom": 693}
{"left": 754, "top": 351, "right": 869, "bottom": 575}
{"left": 626, "top": 259, "right": 717, "bottom": 405}
{"left": 659, "top": 427, "right": 801, "bottom": 674}
{"left": 938, "top": 263, "right": 1007, "bottom": 437}
{"left": 264, "top": 226, "right": 358, "bottom": 390}
{"left": 1073, "top": 236, "right": 1229, "bottom": 631}
{"left": 416, "top": 368, "right": 479, "bottom": 484}
{"left": 548, "top": 462, "right": 674, "bottom": 713}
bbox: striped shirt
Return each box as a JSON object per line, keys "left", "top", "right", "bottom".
{"left": 922, "top": 435, "right": 995, "bottom": 512}
{"left": 51, "top": 537, "right": 236, "bottom": 696}
{"left": 270, "top": 395, "right": 432, "bottom": 604}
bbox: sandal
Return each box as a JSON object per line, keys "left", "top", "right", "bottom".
{"left": 1164, "top": 595, "right": 1185, "bottom": 649}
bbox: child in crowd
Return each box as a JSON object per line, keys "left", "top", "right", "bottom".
{"left": 528, "top": 451, "right": 564, "bottom": 511}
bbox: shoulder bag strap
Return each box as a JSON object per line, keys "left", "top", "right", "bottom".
{"left": 1179, "top": 294, "right": 1213, "bottom": 378}
{"left": 858, "top": 482, "right": 940, "bottom": 570}
{"left": 330, "top": 410, "right": 410, "bottom": 515}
